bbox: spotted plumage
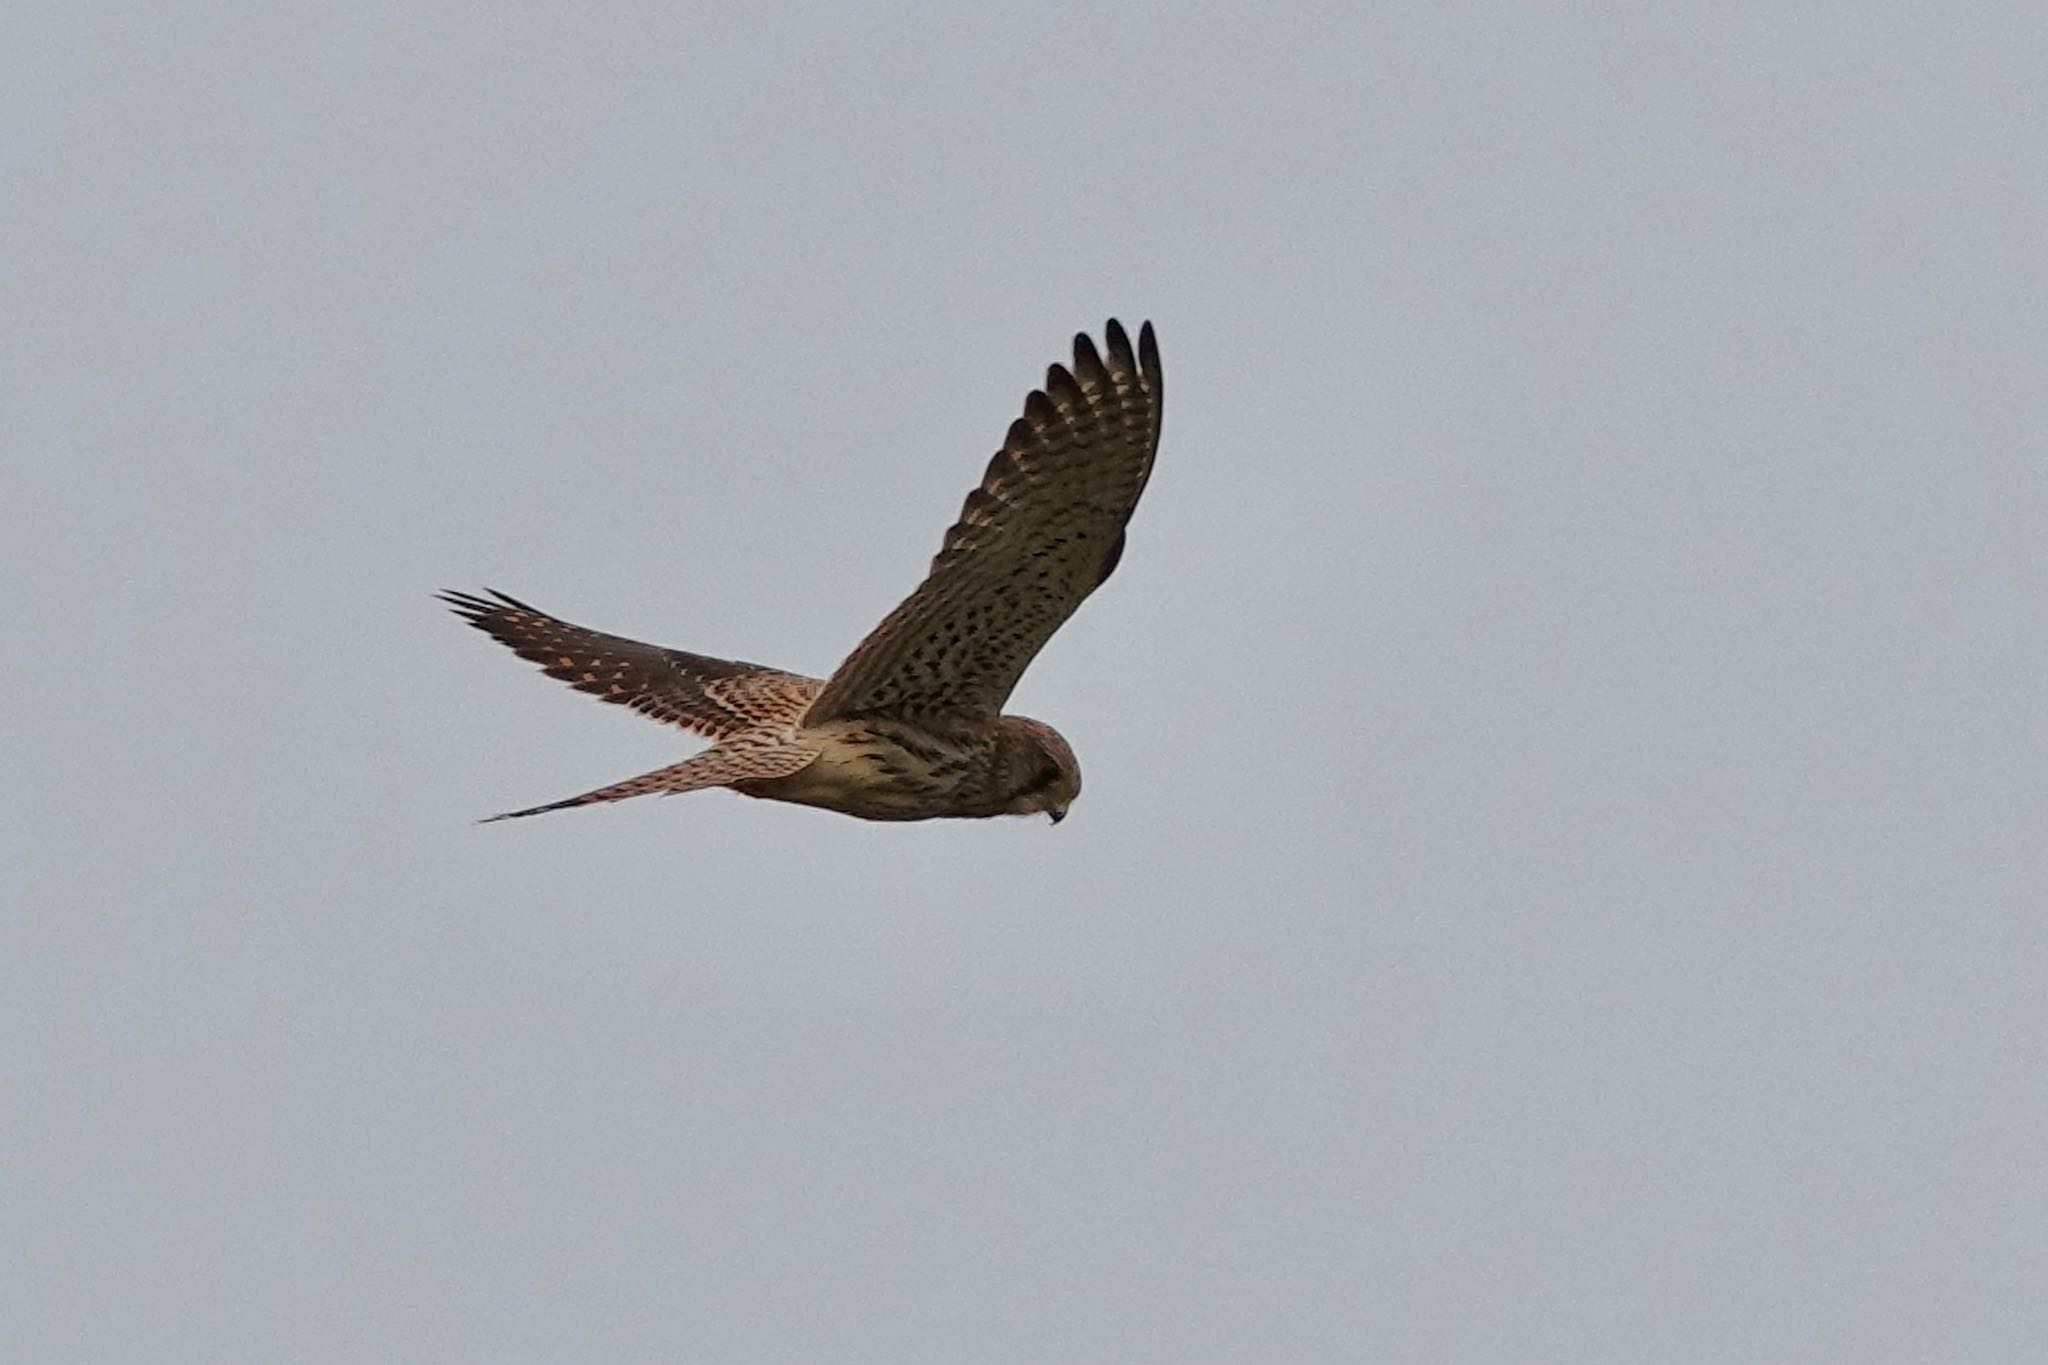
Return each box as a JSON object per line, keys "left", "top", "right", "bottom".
{"left": 444, "top": 319, "right": 1161, "bottom": 824}
{"left": 438, "top": 590, "right": 819, "bottom": 738}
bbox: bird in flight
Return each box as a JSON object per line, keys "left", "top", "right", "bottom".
{"left": 443, "top": 319, "right": 1162, "bottom": 825}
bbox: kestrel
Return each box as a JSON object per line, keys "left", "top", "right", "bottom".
{"left": 443, "top": 319, "right": 1162, "bottom": 825}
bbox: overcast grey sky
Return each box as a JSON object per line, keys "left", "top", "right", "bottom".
{"left": 5, "top": 2, "right": 2044, "bottom": 1361}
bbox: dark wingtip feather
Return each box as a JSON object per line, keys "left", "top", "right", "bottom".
{"left": 1103, "top": 318, "right": 1132, "bottom": 366}
{"left": 438, "top": 589, "right": 494, "bottom": 623}
{"left": 1071, "top": 331, "right": 1107, "bottom": 386}
{"left": 440, "top": 588, "right": 543, "bottom": 627}
{"left": 1043, "top": 362, "right": 1085, "bottom": 407}
{"left": 1138, "top": 320, "right": 1160, "bottom": 381}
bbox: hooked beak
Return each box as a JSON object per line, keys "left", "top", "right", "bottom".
{"left": 1047, "top": 808, "right": 1067, "bottom": 826}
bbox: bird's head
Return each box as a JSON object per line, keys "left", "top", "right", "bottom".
{"left": 996, "top": 716, "right": 1081, "bottom": 824}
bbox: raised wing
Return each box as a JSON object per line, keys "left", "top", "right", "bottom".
{"left": 806, "top": 319, "right": 1162, "bottom": 724}
{"left": 440, "top": 590, "right": 820, "bottom": 738}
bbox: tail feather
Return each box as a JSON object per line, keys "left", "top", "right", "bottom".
{"left": 480, "top": 741, "right": 816, "bottom": 822}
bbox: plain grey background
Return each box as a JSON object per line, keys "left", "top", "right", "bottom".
{"left": 5, "top": 2, "right": 2043, "bottom": 1361}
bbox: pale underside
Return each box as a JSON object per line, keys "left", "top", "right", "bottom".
{"left": 444, "top": 319, "right": 1162, "bottom": 824}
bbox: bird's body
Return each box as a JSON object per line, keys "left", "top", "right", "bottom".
{"left": 746, "top": 714, "right": 1060, "bottom": 822}
{"left": 444, "top": 319, "right": 1160, "bottom": 826}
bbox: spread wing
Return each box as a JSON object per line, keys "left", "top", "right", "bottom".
{"left": 440, "top": 590, "right": 820, "bottom": 738}
{"left": 805, "top": 319, "right": 1162, "bottom": 725}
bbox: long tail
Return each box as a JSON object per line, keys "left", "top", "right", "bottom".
{"left": 481, "top": 741, "right": 816, "bottom": 822}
